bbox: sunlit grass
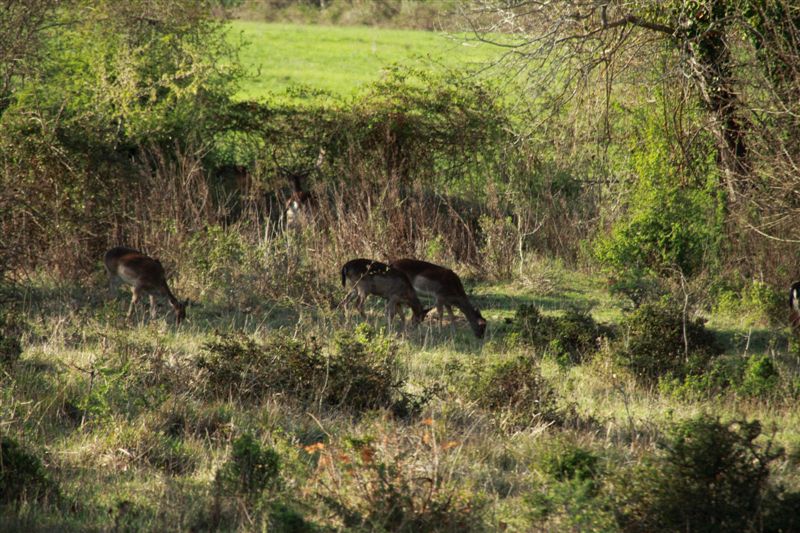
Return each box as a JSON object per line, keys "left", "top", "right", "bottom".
{"left": 228, "top": 21, "right": 503, "bottom": 101}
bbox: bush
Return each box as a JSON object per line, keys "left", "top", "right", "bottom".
{"left": 738, "top": 354, "right": 780, "bottom": 398}
{"left": 616, "top": 415, "right": 781, "bottom": 532}
{"left": 509, "top": 304, "right": 607, "bottom": 365}
{"left": 473, "top": 356, "right": 559, "bottom": 429}
{"left": 615, "top": 298, "right": 721, "bottom": 383}
{"left": 527, "top": 440, "right": 615, "bottom": 530}
{"left": 713, "top": 279, "right": 784, "bottom": 327}
{"left": 0, "top": 436, "right": 58, "bottom": 505}
{"left": 198, "top": 325, "right": 402, "bottom": 411}
{"left": 216, "top": 433, "right": 281, "bottom": 496}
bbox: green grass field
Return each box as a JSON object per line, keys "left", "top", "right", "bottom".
{"left": 229, "top": 21, "right": 503, "bottom": 100}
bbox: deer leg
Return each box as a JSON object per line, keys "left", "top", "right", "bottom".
{"left": 149, "top": 294, "right": 157, "bottom": 320}
{"left": 127, "top": 287, "right": 140, "bottom": 320}
{"left": 356, "top": 293, "right": 367, "bottom": 320}
{"left": 446, "top": 305, "right": 457, "bottom": 323}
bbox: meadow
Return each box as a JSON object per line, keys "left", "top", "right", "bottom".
{"left": 229, "top": 21, "right": 503, "bottom": 100}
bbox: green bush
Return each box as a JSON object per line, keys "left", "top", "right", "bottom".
{"left": 198, "top": 325, "right": 402, "bottom": 411}
{"left": 509, "top": 304, "right": 608, "bottom": 365}
{"left": 594, "top": 106, "right": 723, "bottom": 279}
{"left": 713, "top": 279, "right": 784, "bottom": 327}
{"left": 616, "top": 416, "right": 780, "bottom": 532}
{"left": 738, "top": 354, "right": 780, "bottom": 398}
{"left": 216, "top": 433, "right": 281, "bottom": 496}
{"left": 0, "top": 436, "right": 58, "bottom": 505}
{"left": 615, "top": 298, "right": 721, "bottom": 383}
{"left": 473, "top": 356, "right": 559, "bottom": 429}
{"left": 527, "top": 440, "right": 615, "bottom": 530}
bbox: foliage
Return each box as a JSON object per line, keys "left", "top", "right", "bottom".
{"left": 216, "top": 433, "right": 281, "bottom": 496}
{"left": 615, "top": 297, "right": 721, "bottom": 383}
{"left": 713, "top": 279, "right": 784, "bottom": 327}
{"left": 0, "top": 436, "right": 57, "bottom": 505}
{"left": 525, "top": 439, "right": 616, "bottom": 530}
{"left": 595, "top": 108, "right": 723, "bottom": 279}
{"left": 198, "top": 325, "right": 402, "bottom": 411}
{"left": 508, "top": 304, "right": 608, "bottom": 365}
{"left": 616, "top": 415, "right": 783, "bottom": 532}
{"left": 473, "top": 356, "right": 559, "bottom": 429}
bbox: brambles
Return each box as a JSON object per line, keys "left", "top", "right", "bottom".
{"left": 310, "top": 429, "right": 487, "bottom": 532}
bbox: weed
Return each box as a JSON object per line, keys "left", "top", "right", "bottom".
{"left": 198, "top": 325, "right": 403, "bottom": 411}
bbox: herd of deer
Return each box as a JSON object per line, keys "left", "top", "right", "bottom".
{"left": 103, "top": 250, "right": 487, "bottom": 338}
{"left": 103, "top": 156, "right": 487, "bottom": 337}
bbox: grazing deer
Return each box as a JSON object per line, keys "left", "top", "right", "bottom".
{"left": 390, "top": 258, "right": 487, "bottom": 338}
{"left": 104, "top": 247, "right": 186, "bottom": 325}
{"left": 340, "top": 258, "right": 430, "bottom": 329}
{"left": 790, "top": 281, "right": 800, "bottom": 330}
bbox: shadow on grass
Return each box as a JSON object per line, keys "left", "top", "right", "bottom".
{"left": 715, "top": 326, "right": 785, "bottom": 355}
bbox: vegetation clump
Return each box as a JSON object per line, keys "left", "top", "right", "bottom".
{"left": 216, "top": 433, "right": 281, "bottom": 496}
{"left": 616, "top": 415, "right": 793, "bottom": 533}
{"left": 615, "top": 298, "right": 721, "bottom": 384}
{"left": 509, "top": 304, "right": 608, "bottom": 365}
{"left": 198, "top": 325, "right": 402, "bottom": 411}
{"left": 473, "top": 356, "right": 559, "bottom": 429}
{"left": 0, "top": 436, "right": 57, "bottom": 505}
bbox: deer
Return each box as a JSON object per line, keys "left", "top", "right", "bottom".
{"left": 390, "top": 258, "right": 487, "bottom": 338}
{"left": 790, "top": 281, "right": 800, "bottom": 330}
{"left": 276, "top": 149, "right": 324, "bottom": 230}
{"left": 104, "top": 247, "right": 186, "bottom": 325}
{"left": 340, "top": 258, "right": 431, "bottom": 330}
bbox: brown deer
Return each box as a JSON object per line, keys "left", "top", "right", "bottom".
{"left": 790, "top": 281, "right": 800, "bottom": 330}
{"left": 390, "top": 258, "right": 486, "bottom": 338}
{"left": 277, "top": 149, "right": 324, "bottom": 230}
{"left": 104, "top": 247, "right": 186, "bottom": 325}
{"left": 340, "top": 258, "right": 430, "bottom": 329}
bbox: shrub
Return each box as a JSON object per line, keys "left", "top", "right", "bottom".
{"left": 198, "top": 325, "right": 402, "bottom": 411}
{"left": 473, "top": 356, "right": 559, "bottom": 429}
{"left": 0, "top": 436, "right": 58, "bottom": 505}
{"left": 216, "top": 433, "right": 281, "bottom": 496}
{"left": 738, "top": 354, "right": 780, "bottom": 398}
{"left": 615, "top": 298, "right": 721, "bottom": 383}
{"left": 616, "top": 415, "right": 781, "bottom": 532}
{"left": 607, "top": 271, "right": 665, "bottom": 309}
{"left": 509, "top": 304, "right": 607, "bottom": 365}
{"left": 527, "top": 440, "right": 615, "bottom": 530}
{"left": 713, "top": 279, "right": 784, "bottom": 327}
